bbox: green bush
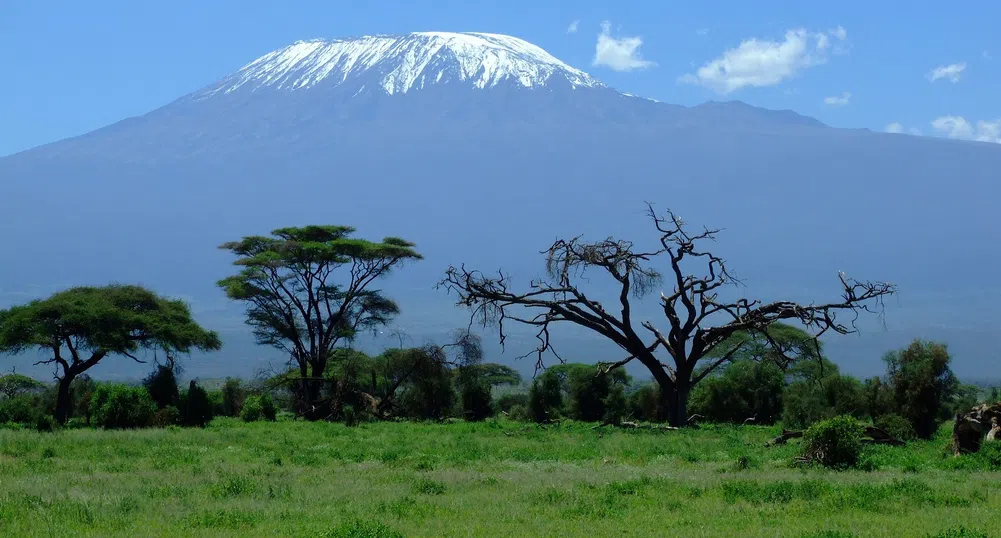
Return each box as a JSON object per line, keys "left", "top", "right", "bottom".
{"left": 783, "top": 374, "right": 866, "bottom": 429}
{"left": 342, "top": 404, "right": 358, "bottom": 427}
{"left": 142, "top": 365, "right": 180, "bottom": 409}
{"left": 35, "top": 414, "right": 57, "bottom": 433}
{"left": 458, "top": 377, "right": 493, "bottom": 421}
{"left": 496, "top": 392, "right": 528, "bottom": 414}
{"left": 507, "top": 404, "right": 529, "bottom": 421}
{"left": 259, "top": 393, "right": 277, "bottom": 421}
{"left": 528, "top": 370, "right": 562, "bottom": 423}
{"left": 0, "top": 395, "right": 41, "bottom": 425}
{"left": 874, "top": 413, "right": 917, "bottom": 441}
{"left": 690, "top": 360, "right": 784, "bottom": 424}
{"left": 180, "top": 380, "right": 214, "bottom": 427}
{"left": 628, "top": 383, "right": 662, "bottom": 422}
{"left": 240, "top": 395, "right": 264, "bottom": 422}
{"left": 975, "top": 440, "right": 1001, "bottom": 470}
{"left": 91, "top": 384, "right": 157, "bottom": 429}
{"left": 220, "top": 378, "right": 245, "bottom": 417}
{"left": 150, "top": 406, "right": 181, "bottom": 427}
{"left": 801, "top": 415, "right": 864, "bottom": 469}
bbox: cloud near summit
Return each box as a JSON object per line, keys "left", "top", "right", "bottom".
{"left": 680, "top": 27, "right": 847, "bottom": 94}
{"left": 592, "top": 21, "right": 654, "bottom": 72}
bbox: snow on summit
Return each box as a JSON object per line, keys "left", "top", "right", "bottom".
{"left": 194, "top": 32, "right": 604, "bottom": 98}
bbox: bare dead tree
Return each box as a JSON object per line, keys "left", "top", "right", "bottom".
{"left": 437, "top": 203, "right": 896, "bottom": 426}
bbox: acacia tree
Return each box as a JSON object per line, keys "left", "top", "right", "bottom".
{"left": 438, "top": 205, "right": 895, "bottom": 426}
{"left": 0, "top": 285, "right": 221, "bottom": 424}
{"left": 217, "top": 225, "right": 422, "bottom": 418}
{"left": 0, "top": 373, "right": 45, "bottom": 399}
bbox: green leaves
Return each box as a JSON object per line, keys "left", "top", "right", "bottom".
{"left": 0, "top": 284, "right": 222, "bottom": 358}
{"left": 217, "top": 225, "right": 421, "bottom": 404}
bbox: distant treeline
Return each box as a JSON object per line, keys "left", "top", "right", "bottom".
{"left": 0, "top": 337, "right": 993, "bottom": 443}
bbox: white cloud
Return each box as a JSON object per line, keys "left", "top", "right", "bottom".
{"left": 830, "top": 26, "right": 847, "bottom": 40}
{"left": 592, "top": 21, "right": 654, "bottom": 72}
{"left": 885, "top": 123, "right": 923, "bottom": 136}
{"left": 927, "top": 63, "right": 966, "bottom": 83}
{"left": 931, "top": 115, "right": 1001, "bottom": 143}
{"left": 824, "top": 91, "right": 851, "bottom": 106}
{"left": 567, "top": 20, "right": 580, "bottom": 34}
{"left": 679, "top": 27, "right": 845, "bottom": 94}
{"left": 696, "top": 28, "right": 709, "bottom": 37}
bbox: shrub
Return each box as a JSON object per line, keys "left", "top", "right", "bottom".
{"left": 628, "top": 383, "right": 662, "bottom": 422}
{"left": 496, "top": 392, "right": 528, "bottom": 414}
{"left": 528, "top": 370, "right": 562, "bottom": 423}
{"left": 240, "top": 395, "right": 264, "bottom": 422}
{"left": 0, "top": 395, "right": 41, "bottom": 425}
{"left": 150, "top": 406, "right": 181, "bottom": 427}
{"left": 507, "top": 404, "right": 529, "bottom": 421}
{"left": 220, "top": 378, "right": 245, "bottom": 417}
{"left": 35, "top": 414, "right": 57, "bottom": 433}
{"left": 801, "top": 415, "right": 864, "bottom": 469}
{"left": 976, "top": 440, "right": 1001, "bottom": 471}
{"left": 783, "top": 374, "right": 866, "bottom": 429}
{"left": 342, "top": 404, "right": 358, "bottom": 427}
{"left": 180, "top": 380, "right": 214, "bottom": 427}
{"left": 91, "top": 384, "right": 157, "bottom": 429}
{"left": 690, "top": 360, "right": 784, "bottom": 424}
{"left": 142, "top": 365, "right": 180, "bottom": 409}
{"left": 259, "top": 393, "right": 277, "bottom": 421}
{"left": 874, "top": 413, "right": 917, "bottom": 442}
{"left": 458, "top": 377, "right": 493, "bottom": 421}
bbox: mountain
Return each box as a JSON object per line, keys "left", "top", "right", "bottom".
{"left": 2, "top": 32, "right": 1000, "bottom": 381}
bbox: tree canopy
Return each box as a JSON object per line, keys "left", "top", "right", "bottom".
{"left": 0, "top": 373, "right": 45, "bottom": 399}
{"left": 217, "top": 225, "right": 422, "bottom": 417}
{"left": 0, "top": 284, "right": 221, "bottom": 423}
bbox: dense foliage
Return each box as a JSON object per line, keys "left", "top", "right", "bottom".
{"left": 801, "top": 415, "right": 864, "bottom": 469}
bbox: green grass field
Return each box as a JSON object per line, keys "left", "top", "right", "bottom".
{"left": 1, "top": 419, "right": 998, "bottom": 537}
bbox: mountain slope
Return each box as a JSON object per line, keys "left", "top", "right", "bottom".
{"left": 2, "top": 32, "right": 1000, "bottom": 380}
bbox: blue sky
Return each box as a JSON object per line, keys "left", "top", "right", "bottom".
{"left": 1, "top": 0, "right": 998, "bottom": 156}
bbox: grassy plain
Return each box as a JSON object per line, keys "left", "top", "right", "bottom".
{"left": 0, "top": 418, "right": 998, "bottom": 537}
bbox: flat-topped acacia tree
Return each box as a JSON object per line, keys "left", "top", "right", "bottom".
{"left": 0, "top": 284, "right": 221, "bottom": 424}
{"left": 217, "top": 225, "right": 422, "bottom": 418}
{"left": 439, "top": 204, "right": 896, "bottom": 426}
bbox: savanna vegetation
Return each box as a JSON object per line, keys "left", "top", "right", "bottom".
{"left": 2, "top": 212, "right": 999, "bottom": 537}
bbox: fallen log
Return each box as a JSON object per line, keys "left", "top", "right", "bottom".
{"left": 765, "top": 430, "right": 804, "bottom": 447}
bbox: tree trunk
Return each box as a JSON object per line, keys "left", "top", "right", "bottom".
{"left": 53, "top": 375, "right": 75, "bottom": 425}
{"left": 663, "top": 379, "right": 692, "bottom": 427}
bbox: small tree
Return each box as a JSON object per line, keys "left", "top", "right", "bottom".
{"left": 0, "top": 373, "right": 45, "bottom": 399}
{"left": 0, "top": 285, "right": 221, "bottom": 424}
{"left": 884, "top": 339, "right": 957, "bottom": 439}
{"left": 180, "top": 380, "right": 214, "bottom": 427}
{"left": 439, "top": 204, "right": 895, "bottom": 426}
{"left": 220, "top": 378, "right": 245, "bottom": 417}
{"left": 143, "top": 365, "right": 181, "bottom": 409}
{"left": 218, "top": 225, "right": 421, "bottom": 418}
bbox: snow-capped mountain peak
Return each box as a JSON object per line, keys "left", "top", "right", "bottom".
{"left": 194, "top": 31, "right": 604, "bottom": 99}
